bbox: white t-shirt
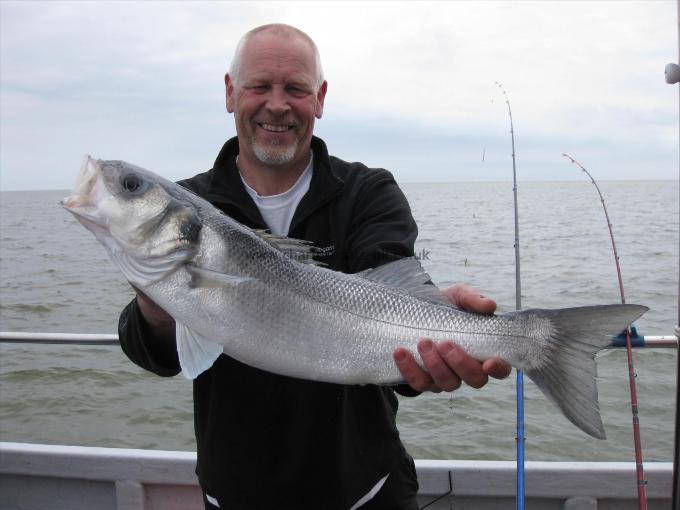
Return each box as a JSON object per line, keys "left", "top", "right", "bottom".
{"left": 239, "top": 154, "right": 314, "bottom": 236}
{"left": 235, "top": 151, "right": 390, "bottom": 509}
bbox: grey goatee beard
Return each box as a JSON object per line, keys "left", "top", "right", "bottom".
{"left": 252, "top": 137, "right": 298, "bottom": 166}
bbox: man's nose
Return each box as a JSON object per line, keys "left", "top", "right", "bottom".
{"left": 265, "top": 85, "right": 291, "bottom": 115}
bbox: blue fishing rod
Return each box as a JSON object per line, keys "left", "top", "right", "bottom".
{"left": 495, "top": 81, "right": 525, "bottom": 510}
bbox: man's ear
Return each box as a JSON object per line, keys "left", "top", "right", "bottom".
{"left": 225, "top": 73, "right": 235, "bottom": 113}
{"left": 315, "top": 81, "right": 328, "bottom": 119}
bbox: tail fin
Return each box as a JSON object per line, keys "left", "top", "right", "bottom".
{"left": 524, "top": 304, "right": 648, "bottom": 439}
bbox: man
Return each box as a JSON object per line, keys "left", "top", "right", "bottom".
{"left": 119, "top": 23, "right": 510, "bottom": 510}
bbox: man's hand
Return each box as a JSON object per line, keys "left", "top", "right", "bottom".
{"left": 393, "top": 283, "right": 512, "bottom": 393}
{"left": 133, "top": 287, "right": 176, "bottom": 339}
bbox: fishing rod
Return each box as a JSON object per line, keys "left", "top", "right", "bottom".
{"left": 664, "top": 1, "right": 680, "bottom": 505}
{"left": 495, "top": 80, "right": 524, "bottom": 510}
{"left": 562, "top": 153, "right": 648, "bottom": 510}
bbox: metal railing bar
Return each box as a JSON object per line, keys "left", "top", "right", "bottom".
{"left": 0, "top": 332, "right": 676, "bottom": 347}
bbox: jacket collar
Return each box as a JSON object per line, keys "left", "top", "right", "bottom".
{"left": 203, "top": 136, "right": 344, "bottom": 231}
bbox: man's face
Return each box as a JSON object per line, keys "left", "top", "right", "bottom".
{"left": 226, "top": 31, "right": 327, "bottom": 169}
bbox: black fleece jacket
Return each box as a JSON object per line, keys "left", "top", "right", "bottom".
{"left": 118, "top": 136, "right": 420, "bottom": 509}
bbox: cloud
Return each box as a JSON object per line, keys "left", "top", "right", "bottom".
{"left": 0, "top": 1, "right": 677, "bottom": 190}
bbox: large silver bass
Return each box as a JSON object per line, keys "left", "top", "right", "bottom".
{"left": 63, "top": 156, "right": 647, "bottom": 439}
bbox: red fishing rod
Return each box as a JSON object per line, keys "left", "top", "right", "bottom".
{"left": 562, "top": 154, "right": 648, "bottom": 510}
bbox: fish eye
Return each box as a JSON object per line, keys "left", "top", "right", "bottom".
{"left": 122, "top": 174, "right": 142, "bottom": 193}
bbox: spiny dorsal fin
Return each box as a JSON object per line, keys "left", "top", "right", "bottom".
{"left": 253, "top": 230, "right": 324, "bottom": 266}
{"left": 357, "top": 258, "right": 453, "bottom": 307}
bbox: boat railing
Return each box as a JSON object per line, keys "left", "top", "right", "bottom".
{"left": 0, "top": 442, "right": 674, "bottom": 510}
{"left": 0, "top": 331, "right": 119, "bottom": 345}
{"left": 1, "top": 331, "right": 677, "bottom": 347}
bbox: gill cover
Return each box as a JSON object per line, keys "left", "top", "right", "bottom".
{"left": 102, "top": 160, "right": 202, "bottom": 287}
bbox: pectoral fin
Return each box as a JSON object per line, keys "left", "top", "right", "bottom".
{"left": 186, "top": 264, "right": 256, "bottom": 289}
{"left": 176, "top": 321, "right": 223, "bottom": 379}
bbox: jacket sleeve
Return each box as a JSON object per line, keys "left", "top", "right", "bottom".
{"left": 343, "top": 168, "right": 422, "bottom": 397}
{"left": 118, "top": 297, "right": 181, "bottom": 377}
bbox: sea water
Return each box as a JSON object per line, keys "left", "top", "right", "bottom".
{"left": 0, "top": 181, "right": 677, "bottom": 462}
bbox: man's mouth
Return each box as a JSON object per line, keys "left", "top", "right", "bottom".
{"left": 259, "top": 123, "right": 294, "bottom": 133}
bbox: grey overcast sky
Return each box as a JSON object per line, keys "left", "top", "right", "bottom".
{"left": 0, "top": 0, "right": 678, "bottom": 190}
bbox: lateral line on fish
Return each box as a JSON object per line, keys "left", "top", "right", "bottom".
{"left": 294, "top": 294, "right": 539, "bottom": 340}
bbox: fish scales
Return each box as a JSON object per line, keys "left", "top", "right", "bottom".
{"left": 192, "top": 222, "right": 541, "bottom": 383}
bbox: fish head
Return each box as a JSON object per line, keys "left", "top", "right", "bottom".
{"left": 63, "top": 155, "right": 202, "bottom": 287}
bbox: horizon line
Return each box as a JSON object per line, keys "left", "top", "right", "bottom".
{"left": 2, "top": 178, "right": 678, "bottom": 193}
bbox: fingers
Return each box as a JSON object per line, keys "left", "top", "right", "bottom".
{"left": 482, "top": 357, "right": 513, "bottom": 380}
{"left": 394, "top": 347, "right": 439, "bottom": 393}
{"left": 394, "top": 340, "right": 512, "bottom": 394}
{"left": 443, "top": 284, "right": 496, "bottom": 314}
{"left": 435, "top": 341, "right": 489, "bottom": 389}
{"left": 419, "top": 340, "right": 463, "bottom": 392}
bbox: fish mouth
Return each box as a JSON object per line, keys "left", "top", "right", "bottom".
{"left": 61, "top": 155, "right": 112, "bottom": 239}
{"left": 62, "top": 155, "right": 103, "bottom": 214}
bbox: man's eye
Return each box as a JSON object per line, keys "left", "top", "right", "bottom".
{"left": 287, "top": 86, "right": 309, "bottom": 97}
{"left": 250, "top": 85, "right": 269, "bottom": 93}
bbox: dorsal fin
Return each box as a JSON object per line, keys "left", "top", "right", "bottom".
{"left": 253, "top": 230, "right": 324, "bottom": 266}
{"left": 357, "top": 258, "right": 453, "bottom": 307}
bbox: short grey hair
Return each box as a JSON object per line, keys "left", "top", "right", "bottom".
{"left": 229, "top": 24, "right": 325, "bottom": 89}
